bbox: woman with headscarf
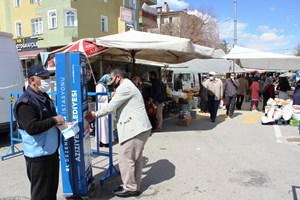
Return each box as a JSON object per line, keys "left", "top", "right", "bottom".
{"left": 262, "top": 76, "right": 275, "bottom": 112}
{"left": 276, "top": 77, "right": 291, "bottom": 100}
{"left": 95, "top": 73, "right": 114, "bottom": 147}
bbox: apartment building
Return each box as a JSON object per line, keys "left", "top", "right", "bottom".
{"left": 0, "top": 0, "right": 157, "bottom": 70}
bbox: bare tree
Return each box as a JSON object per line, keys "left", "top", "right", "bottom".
{"left": 150, "top": 10, "right": 220, "bottom": 49}
{"left": 219, "top": 40, "right": 230, "bottom": 54}
{"left": 294, "top": 43, "right": 300, "bottom": 56}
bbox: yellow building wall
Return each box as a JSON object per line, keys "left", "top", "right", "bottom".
{"left": 74, "top": 0, "right": 124, "bottom": 38}
{"left": 0, "top": 1, "right": 6, "bottom": 31}
{"left": 9, "top": 1, "right": 40, "bottom": 38}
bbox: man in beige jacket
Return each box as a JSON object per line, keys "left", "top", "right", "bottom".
{"left": 85, "top": 68, "right": 152, "bottom": 198}
{"left": 202, "top": 71, "right": 223, "bottom": 122}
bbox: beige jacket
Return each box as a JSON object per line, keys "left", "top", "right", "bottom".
{"left": 95, "top": 79, "right": 152, "bottom": 144}
{"left": 202, "top": 78, "right": 223, "bottom": 100}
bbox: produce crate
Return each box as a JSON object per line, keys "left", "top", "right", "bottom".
{"left": 289, "top": 119, "right": 299, "bottom": 127}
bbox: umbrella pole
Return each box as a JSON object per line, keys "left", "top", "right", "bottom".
{"left": 86, "top": 57, "right": 97, "bottom": 86}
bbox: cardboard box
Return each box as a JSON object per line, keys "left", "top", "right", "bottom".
{"left": 177, "top": 117, "right": 192, "bottom": 126}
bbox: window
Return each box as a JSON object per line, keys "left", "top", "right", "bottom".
{"left": 30, "top": 0, "right": 38, "bottom": 4}
{"left": 14, "top": 0, "right": 21, "bottom": 7}
{"left": 101, "top": 15, "right": 108, "bottom": 32}
{"left": 64, "top": 9, "right": 77, "bottom": 27}
{"left": 31, "top": 18, "right": 43, "bottom": 35}
{"left": 15, "top": 21, "right": 22, "bottom": 37}
{"left": 48, "top": 10, "right": 57, "bottom": 29}
{"left": 168, "top": 16, "right": 173, "bottom": 24}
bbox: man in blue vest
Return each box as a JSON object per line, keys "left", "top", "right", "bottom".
{"left": 13, "top": 64, "right": 65, "bottom": 200}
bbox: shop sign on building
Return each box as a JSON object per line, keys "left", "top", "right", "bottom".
{"left": 14, "top": 37, "right": 43, "bottom": 51}
{"left": 120, "top": 6, "right": 133, "bottom": 24}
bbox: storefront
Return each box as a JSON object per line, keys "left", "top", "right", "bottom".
{"left": 14, "top": 36, "right": 47, "bottom": 76}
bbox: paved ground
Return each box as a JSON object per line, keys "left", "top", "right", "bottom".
{"left": 1, "top": 102, "right": 300, "bottom": 200}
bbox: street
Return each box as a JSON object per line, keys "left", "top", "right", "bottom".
{"left": 0, "top": 105, "right": 300, "bottom": 200}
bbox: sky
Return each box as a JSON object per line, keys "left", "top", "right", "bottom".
{"left": 156, "top": 0, "right": 300, "bottom": 55}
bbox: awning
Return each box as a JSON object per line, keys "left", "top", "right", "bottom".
{"left": 18, "top": 49, "right": 46, "bottom": 60}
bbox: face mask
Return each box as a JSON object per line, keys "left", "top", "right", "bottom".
{"left": 209, "top": 76, "right": 214, "bottom": 81}
{"left": 38, "top": 79, "right": 51, "bottom": 93}
{"left": 110, "top": 77, "right": 120, "bottom": 89}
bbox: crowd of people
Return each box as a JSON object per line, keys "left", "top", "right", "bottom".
{"left": 198, "top": 71, "right": 300, "bottom": 123}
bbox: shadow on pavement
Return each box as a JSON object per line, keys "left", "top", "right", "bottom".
{"left": 161, "top": 111, "right": 243, "bottom": 133}
{"left": 291, "top": 185, "right": 300, "bottom": 200}
{"left": 86, "top": 157, "right": 175, "bottom": 199}
{"left": 0, "top": 134, "right": 10, "bottom": 148}
{"left": 141, "top": 158, "right": 175, "bottom": 192}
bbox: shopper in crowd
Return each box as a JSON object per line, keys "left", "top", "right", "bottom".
{"left": 262, "top": 75, "right": 275, "bottom": 112}
{"left": 13, "top": 64, "right": 65, "bottom": 200}
{"left": 85, "top": 68, "right": 152, "bottom": 198}
{"left": 198, "top": 75, "right": 208, "bottom": 112}
{"left": 236, "top": 73, "right": 249, "bottom": 110}
{"left": 95, "top": 73, "right": 114, "bottom": 147}
{"left": 249, "top": 76, "right": 260, "bottom": 111}
{"left": 148, "top": 71, "right": 164, "bottom": 132}
{"left": 223, "top": 72, "right": 240, "bottom": 118}
{"left": 202, "top": 71, "right": 223, "bottom": 122}
{"left": 276, "top": 76, "right": 291, "bottom": 100}
{"left": 174, "top": 73, "right": 183, "bottom": 91}
{"left": 245, "top": 73, "right": 253, "bottom": 102}
{"left": 132, "top": 75, "right": 156, "bottom": 130}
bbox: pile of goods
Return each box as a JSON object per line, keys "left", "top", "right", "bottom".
{"left": 261, "top": 98, "right": 300, "bottom": 126}
{"left": 182, "top": 88, "right": 199, "bottom": 96}
{"left": 177, "top": 111, "right": 192, "bottom": 126}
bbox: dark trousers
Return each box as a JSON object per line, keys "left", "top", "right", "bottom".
{"left": 225, "top": 95, "right": 237, "bottom": 117}
{"left": 207, "top": 95, "right": 220, "bottom": 121}
{"left": 25, "top": 152, "right": 59, "bottom": 200}
{"left": 236, "top": 94, "right": 244, "bottom": 110}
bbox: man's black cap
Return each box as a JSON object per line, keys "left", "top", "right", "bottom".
{"left": 27, "top": 64, "right": 55, "bottom": 78}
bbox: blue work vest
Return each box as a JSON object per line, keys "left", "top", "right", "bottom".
{"left": 13, "top": 87, "right": 60, "bottom": 158}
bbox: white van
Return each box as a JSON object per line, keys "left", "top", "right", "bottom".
{"left": 167, "top": 68, "right": 200, "bottom": 90}
{"left": 0, "top": 31, "right": 24, "bottom": 134}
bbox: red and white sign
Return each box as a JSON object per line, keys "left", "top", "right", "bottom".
{"left": 120, "top": 7, "right": 133, "bottom": 23}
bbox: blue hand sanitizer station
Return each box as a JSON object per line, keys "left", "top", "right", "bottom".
{"left": 55, "top": 52, "right": 93, "bottom": 197}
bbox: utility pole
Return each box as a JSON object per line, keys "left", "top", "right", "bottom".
{"left": 233, "top": 0, "right": 237, "bottom": 72}
{"left": 233, "top": 0, "right": 237, "bottom": 45}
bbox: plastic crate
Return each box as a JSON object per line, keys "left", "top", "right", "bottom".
{"left": 289, "top": 119, "right": 299, "bottom": 127}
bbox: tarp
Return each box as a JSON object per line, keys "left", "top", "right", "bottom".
{"left": 222, "top": 45, "right": 300, "bottom": 70}
{"left": 95, "top": 29, "right": 214, "bottom": 64}
{"left": 169, "top": 49, "right": 245, "bottom": 73}
{"left": 169, "top": 58, "right": 245, "bottom": 73}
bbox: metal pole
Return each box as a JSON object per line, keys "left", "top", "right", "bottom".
{"left": 233, "top": 0, "right": 237, "bottom": 45}
{"left": 233, "top": 0, "right": 237, "bottom": 72}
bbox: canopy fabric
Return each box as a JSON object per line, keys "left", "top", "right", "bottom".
{"left": 50, "top": 38, "right": 108, "bottom": 57}
{"left": 95, "top": 29, "right": 214, "bottom": 64}
{"left": 169, "top": 58, "right": 245, "bottom": 73}
{"left": 222, "top": 45, "right": 300, "bottom": 70}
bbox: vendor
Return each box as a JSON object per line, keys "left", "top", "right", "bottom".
{"left": 174, "top": 73, "right": 183, "bottom": 91}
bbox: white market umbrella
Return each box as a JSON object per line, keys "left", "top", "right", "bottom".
{"left": 95, "top": 29, "right": 214, "bottom": 64}
{"left": 223, "top": 45, "right": 300, "bottom": 70}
